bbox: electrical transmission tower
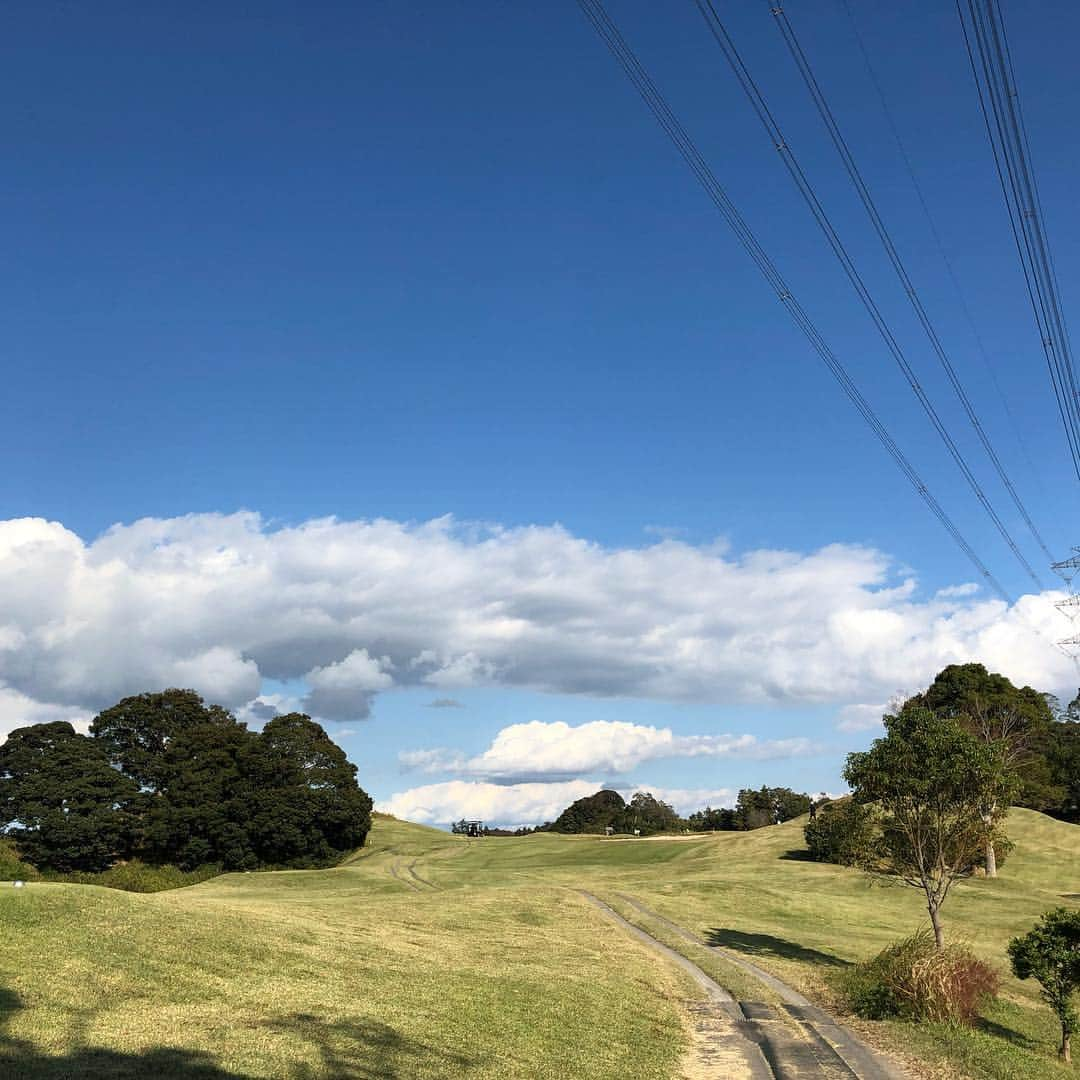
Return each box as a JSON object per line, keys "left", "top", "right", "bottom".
{"left": 1052, "top": 551, "right": 1080, "bottom": 656}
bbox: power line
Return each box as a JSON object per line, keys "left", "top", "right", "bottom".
{"left": 838, "top": 0, "right": 1047, "bottom": 507}
{"left": 768, "top": 1, "right": 1055, "bottom": 567}
{"left": 957, "top": 0, "right": 1080, "bottom": 481}
{"left": 573, "top": 0, "right": 1012, "bottom": 603}
{"left": 691, "top": 0, "right": 1045, "bottom": 590}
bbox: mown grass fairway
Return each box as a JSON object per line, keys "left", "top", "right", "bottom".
{"left": 1, "top": 809, "right": 1077, "bottom": 1078}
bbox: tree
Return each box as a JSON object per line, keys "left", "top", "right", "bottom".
{"left": 910, "top": 663, "right": 1056, "bottom": 872}
{"left": 1008, "top": 908, "right": 1080, "bottom": 1062}
{"left": 549, "top": 790, "right": 626, "bottom": 834}
{"left": 144, "top": 717, "right": 258, "bottom": 870}
{"left": 613, "top": 792, "right": 681, "bottom": 836}
{"left": 0, "top": 722, "right": 139, "bottom": 872}
{"left": 844, "top": 705, "right": 1015, "bottom": 948}
{"left": 246, "top": 714, "right": 372, "bottom": 864}
{"left": 687, "top": 805, "right": 737, "bottom": 831}
{"left": 1045, "top": 717, "right": 1080, "bottom": 824}
{"left": 735, "top": 787, "right": 811, "bottom": 830}
{"left": 90, "top": 688, "right": 230, "bottom": 791}
{"left": 803, "top": 797, "right": 877, "bottom": 867}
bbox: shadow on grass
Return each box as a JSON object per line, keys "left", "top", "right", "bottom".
{"left": 261, "top": 1012, "right": 478, "bottom": 1079}
{"left": 778, "top": 849, "right": 816, "bottom": 862}
{"left": 0, "top": 987, "right": 481, "bottom": 1079}
{"left": 705, "top": 928, "right": 851, "bottom": 968}
{"left": 976, "top": 1016, "right": 1038, "bottom": 1050}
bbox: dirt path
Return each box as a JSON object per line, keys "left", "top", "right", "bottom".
{"left": 579, "top": 892, "right": 770, "bottom": 1080}
{"left": 580, "top": 890, "right": 909, "bottom": 1080}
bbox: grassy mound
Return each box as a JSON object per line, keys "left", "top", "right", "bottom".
{"left": 0, "top": 808, "right": 1076, "bottom": 1078}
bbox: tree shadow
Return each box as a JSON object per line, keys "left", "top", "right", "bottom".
{"left": 705, "top": 928, "right": 851, "bottom": 968}
{"left": 976, "top": 1017, "right": 1037, "bottom": 1050}
{"left": 777, "top": 849, "right": 816, "bottom": 862}
{"left": 0, "top": 988, "right": 481, "bottom": 1079}
{"left": 260, "top": 1012, "right": 479, "bottom": 1079}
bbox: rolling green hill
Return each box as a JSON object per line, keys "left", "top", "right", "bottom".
{"left": 0, "top": 809, "right": 1077, "bottom": 1078}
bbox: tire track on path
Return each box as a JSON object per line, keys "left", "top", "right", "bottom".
{"left": 579, "top": 891, "right": 771, "bottom": 1080}
{"left": 582, "top": 890, "right": 909, "bottom": 1079}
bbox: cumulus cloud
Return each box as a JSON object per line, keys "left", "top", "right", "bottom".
{"left": 399, "top": 719, "right": 817, "bottom": 782}
{"left": 836, "top": 703, "right": 888, "bottom": 733}
{"left": 629, "top": 786, "right": 735, "bottom": 814}
{"left": 0, "top": 513, "right": 1072, "bottom": 730}
{"left": 380, "top": 779, "right": 601, "bottom": 827}
{"left": 0, "top": 685, "right": 92, "bottom": 742}
{"left": 379, "top": 778, "right": 737, "bottom": 827}
{"left": 302, "top": 649, "right": 394, "bottom": 720}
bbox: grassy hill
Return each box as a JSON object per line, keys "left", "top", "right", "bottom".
{"left": 0, "top": 808, "right": 1077, "bottom": 1078}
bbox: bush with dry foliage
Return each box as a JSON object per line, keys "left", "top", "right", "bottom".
{"left": 841, "top": 929, "right": 999, "bottom": 1025}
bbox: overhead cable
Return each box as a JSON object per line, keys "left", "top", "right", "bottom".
{"left": 768, "top": 1, "right": 1055, "bottom": 567}
{"left": 574, "top": 0, "right": 1012, "bottom": 603}
{"left": 838, "top": 0, "right": 1046, "bottom": 504}
{"left": 691, "top": 0, "right": 1044, "bottom": 590}
{"left": 957, "top": 0, "right": 1080, "bottom": 481}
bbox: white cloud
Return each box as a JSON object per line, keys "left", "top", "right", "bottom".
{"left": 379, "top": 777, "right": 738, "bottom": 826}
{"left": 629, "top": 786, "right": 735, "bottom": 815}
{"left": 399, "top": 719, "right": 817, "bottom": 781}
{"left": 0, "top": 513, "right": 1073, "bottom": 733}
{"left": 303, "top": 649, "right": 394, "bottom": 720}
{"left": 836, "top": 703, "right": 887, "bottom": 733}
{"left": 380, "top": 779, "right": 601, "bottom": 827}
{"left": 836, "top": 689, "right": 919, "bottom": 733}
{"left": 0, "top": 685, "right": 92, "bottom": 742}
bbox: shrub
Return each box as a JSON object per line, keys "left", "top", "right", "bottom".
{"left": 0, "top": 838, "right": 40, "bottom": 881}
{"left": 804, "top": 798, "right": 877, "bottom": 866}
{"left": 43, "top": 860, "right": 221, "bottom": 893}
{"left": 840, "top": 929, "right": 999, "bottom": 1024}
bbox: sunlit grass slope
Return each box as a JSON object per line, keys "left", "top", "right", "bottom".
{"left": 1, "top": 809, "right": 1077, "bottom": 1078}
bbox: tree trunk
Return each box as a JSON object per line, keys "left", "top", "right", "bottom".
{"left": 928, "top": 901, "right": 945, "bottom": 949}
{"left": 1062, "top": 1027, "right": 1071, "bottom": 1063}
{"left": 982, "top": 808, "right": 997, "bottom": 878}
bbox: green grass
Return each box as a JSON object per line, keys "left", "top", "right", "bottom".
{"left": 0, "top": 809, "right": 1077, "bottom": 1078}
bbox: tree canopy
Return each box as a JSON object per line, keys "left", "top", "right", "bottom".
{"left": 908, "top": 663, "right": 1076, "bottom": 821}
{"left": 548, "top": 789, "right": 626, "bottom": 833}
{"left": 2, "top": 690, "right": 372, "bottom": 874}
{"left": 0, "top": 721, "right": 140, "bottom": 872}
{"left": 1009, "top": 908, "right": 1080, "bottom": 1062}
{"left": 844, "top": 704, "right": 1015, "bottom": 947}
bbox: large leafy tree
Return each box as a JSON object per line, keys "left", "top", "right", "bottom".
{"left": 245, "top": 714, "right": 372, "bottom": 864}
{"left": 90, "top": 688, "right": 230, "bottom": 791}
{"left": 735, "top": 786, "right": 811, "bottom": 830}
{"left": 5, "top": 690, "right": 374, "bottom": 874}
{"left": 549, "top": 790, "right": 626, "bottom": 834}
{"left": 613, "top": 792, "right": 682, "bottom": 836}
{"left": 144, "top": 717, "right": 258, "bottom": 870}
{"left": 908, "top": 663, "right": 1057, "bottom": 873}
{"left": 687, "top": 805, "right": 737, "bottom": 831}
{"left": 1008, "top": 908, "right": 1080, "bottom": 1062}
{"left": 844, "top": 705, "right": 1015, "bottom": 947}
{"left": 0, "top": 722, "right": 139, "bottom": 872}
{"left": 1045, "top": 718, "right": 1080, "bottom": 823}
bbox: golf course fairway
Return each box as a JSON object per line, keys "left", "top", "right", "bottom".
{"left": 1, "top": 809, "right": 1077, "bottom": 1078}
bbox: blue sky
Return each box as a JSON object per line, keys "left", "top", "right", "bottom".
{"left": 2, "top": 2, "right": 1078, "bottom": 824}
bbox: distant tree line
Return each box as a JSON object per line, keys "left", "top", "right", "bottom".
{"left": 537, "top": 785, "right": 816, "bottom": 837}
{"left": 0, "top": 688, "right": 373, "bottom": 874}
{"left": 449, "top": 820, "right": 537, "bottom": 836}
